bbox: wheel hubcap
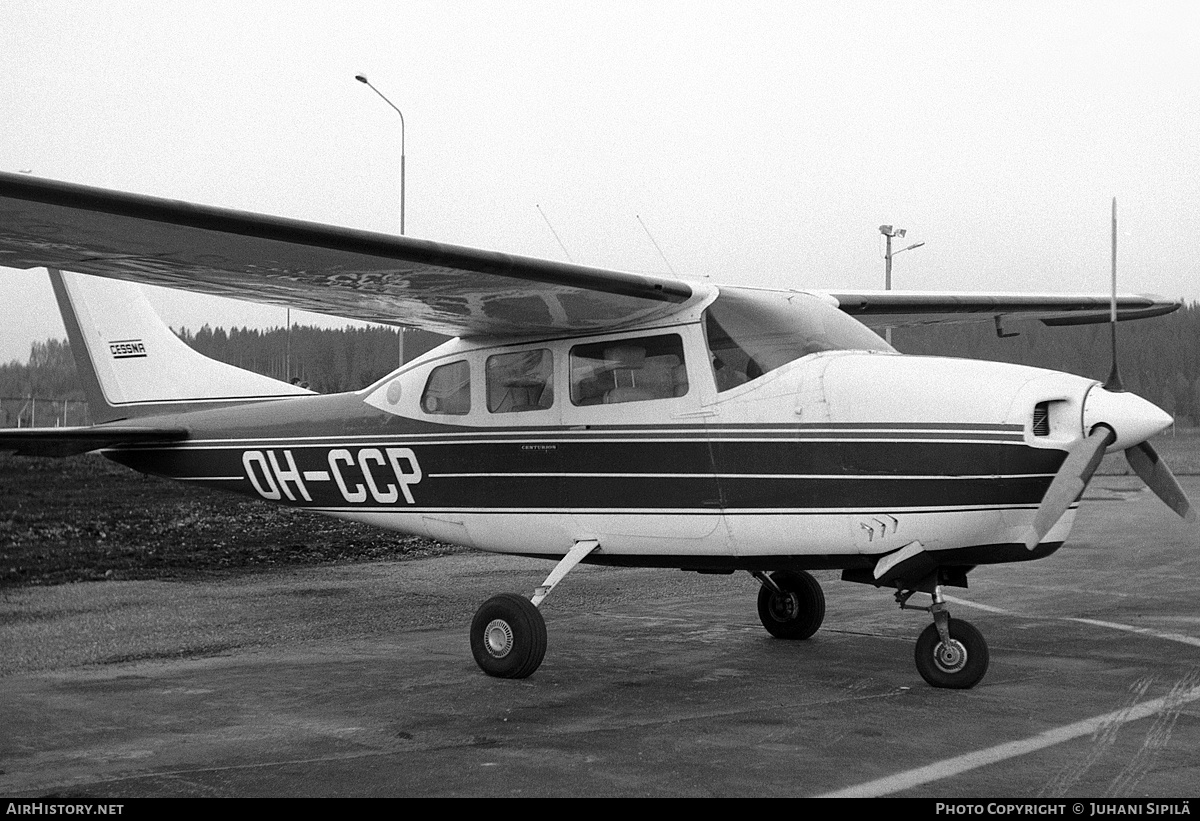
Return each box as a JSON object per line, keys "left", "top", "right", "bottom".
{"left": 769, "top": 591, "right": 799, "bottom": 622}
{"left": 484, "top": 619, "right": 514, "bottom": 658}
{"left": 933, "top": 639, "right": 967, "bottom": 673}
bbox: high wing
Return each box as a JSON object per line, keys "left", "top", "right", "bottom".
{"left": 0, "top": 172, "right": 700, "bottom": 338}
{"left": 0, "top": 172, "right": 1179, "bottom": 336}
{"left": 820, "top": 289, "right": 1179, "bottom": 330}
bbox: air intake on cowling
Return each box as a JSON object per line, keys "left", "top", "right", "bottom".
{"left": 1032, "top": 402, "right": 1051, "bottom": 436}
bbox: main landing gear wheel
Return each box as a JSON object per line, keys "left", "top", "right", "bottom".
{"left": 756, "top": 570, "right": 825, "bottom": 640}
{"left": 470, "top": 594, "right": 547, "bottom": 679}
{"left": 914, "top": 618, "right": 989, "bottom": 689}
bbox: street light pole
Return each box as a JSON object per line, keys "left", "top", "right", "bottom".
{"left": 878, "top": 225, "right": 925, "bottom": 344}
{"left": 355, "top": 74, "right": 405, "bottom": 235}
{"left": 356, "top": 74, "right": 408, "bottom": 367}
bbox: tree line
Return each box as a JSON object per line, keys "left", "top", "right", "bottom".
{"left": 175, "top": 324, "right": 447, "bottom": 394}
{"left": 2, "top": 305, "right": 1198, "bottom": 426}
{"left": 0, "top": 325, "right": 448, "bottom": 426}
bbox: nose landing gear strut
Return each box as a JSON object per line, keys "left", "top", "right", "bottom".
{"left": 897, "top": 583, "right": 989, "bottom": 689}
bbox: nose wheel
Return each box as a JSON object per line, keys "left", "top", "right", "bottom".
{"left": 889, "top": 577, "right": 990, "bottom": 689}
{"left": 914, "top": 618, "right": 988, "bottom": 688}
{"left": 897, "top": 583, "right": 990, "bottom": 689}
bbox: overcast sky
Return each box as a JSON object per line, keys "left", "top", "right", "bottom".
{"left": 2, "top": 1, "right": 1198, "bottom": 363}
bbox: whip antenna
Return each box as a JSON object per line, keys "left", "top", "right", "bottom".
{"left": 536, "top": 204, "right": 574, "bottom": 262}
{"left": 636, "top": 214, "right": 678, "bottom": 276}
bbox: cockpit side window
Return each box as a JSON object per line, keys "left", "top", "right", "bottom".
{"left": 487, "top": 349, "right": 554, "bottom": 413}
{"left": 421, "top": 360, "right": 471, "bottom": 414}
{"left": 570, "top": 334, "right": 689, "bottom": 406}
{"left": 705, "top": 289, "right": 892, "bottom": 391}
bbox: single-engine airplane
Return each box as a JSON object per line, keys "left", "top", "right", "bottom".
{"left": 0, "top": 171, "right": 1194, "bottom": 688}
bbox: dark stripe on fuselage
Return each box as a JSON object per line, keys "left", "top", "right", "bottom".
{"left": 107, "top": 425, "right": 1065, "bottom": 512}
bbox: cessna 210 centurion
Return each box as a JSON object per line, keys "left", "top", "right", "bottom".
{"left": 0, "top": 171, "right": 1194, "bottom": 688}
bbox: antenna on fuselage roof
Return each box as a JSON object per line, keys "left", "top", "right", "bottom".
{"left": 635, "top": 214, "right": 679, "bottom": 277}
{"left": 535, "top": 204, "right": 574, "bottom": 262}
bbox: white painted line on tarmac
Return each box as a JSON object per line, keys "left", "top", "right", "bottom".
{"left": 942, "top": 596, "right": 1011, "bottom": 615}
{"left": 821, "top": 595, "right": 1200, "bottom": 797}
{"left": 819, "top": 683, "right": 1200, "bottom": 798}
{"left": 1066, "top": 617, "right": 1200, "bottom": 649}
{"left": 945, "top": 594, "right": 1200, "bottom": 649}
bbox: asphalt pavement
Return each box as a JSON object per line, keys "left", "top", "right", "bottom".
{"left": 2, "top": 476, "right": 1198, "bottom": 797}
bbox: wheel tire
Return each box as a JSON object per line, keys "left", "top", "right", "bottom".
{"left": 914, "top": 618, "right": 989, "bottom": 689}
{"left": 756, "top": 570, "right": 825, "bottom": 640}
{"left": 470, "top": 593, "right": 548, "bottom": 679}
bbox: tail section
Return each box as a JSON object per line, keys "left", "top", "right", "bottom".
{"left": 49, "top": 269, "right": 311, "bottom": 422}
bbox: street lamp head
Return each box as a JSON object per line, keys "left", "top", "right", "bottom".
{"left": 879, "top": 225, "right": 893, "bottom": 236}
{"left": 355, "top": 74, "right": 369, "bottom": 84}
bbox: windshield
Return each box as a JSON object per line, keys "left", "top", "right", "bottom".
{"left": 705, "top": 288, "right": 893, "bottom": 391}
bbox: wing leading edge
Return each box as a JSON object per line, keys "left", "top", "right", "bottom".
{"left": 823, "top": 289, "right": 1180, "bottom": 330}
{"left": 0, "top": 172, "right": 699, "bottom": 338}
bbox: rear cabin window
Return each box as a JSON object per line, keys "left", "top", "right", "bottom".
{"left": 486, "top": 349, "right": 554, "bottom": 413}
{"left": 570, "top": 334, "right": 688, "bottom": 406}
{"left": 421, "top": 360, "right": 471, "bottom": 415}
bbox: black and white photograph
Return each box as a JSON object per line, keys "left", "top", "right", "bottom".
{"left": 2, "top": 1, "right": 1198, "bottom": 801}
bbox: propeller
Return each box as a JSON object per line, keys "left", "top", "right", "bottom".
{"left": 1023, "top": 425, "right": 1114, "bottom": 550}
{"left": 1024, "top": 421, "right": 1195, "bottom": 550}
{"left": 1126, "top": 441, "right": 1197, "bottom": 523}
{"left": 1023, "top": 199, "right": 1195, "bottom": 549}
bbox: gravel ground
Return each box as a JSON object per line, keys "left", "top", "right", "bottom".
{"left": 0, "top": 451, "right": 462, "bottom": 587}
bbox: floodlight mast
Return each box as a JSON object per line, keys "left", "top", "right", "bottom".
{"left": 879, "top": 225, "right": 925, "bottom": 290}
{"left": 879, "top": 225, "right": 925, "bottom": 344}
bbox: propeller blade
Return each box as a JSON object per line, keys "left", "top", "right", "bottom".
{"left": 1024, "top": 426, "right": 1116, "bottom": 550}
{"left": 1125, "top": 441, "right": 1198, "bottom": 523}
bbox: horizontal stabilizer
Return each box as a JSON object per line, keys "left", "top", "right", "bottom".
{"left": 0, "top": 426, "right": 187, "bottom": 457}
